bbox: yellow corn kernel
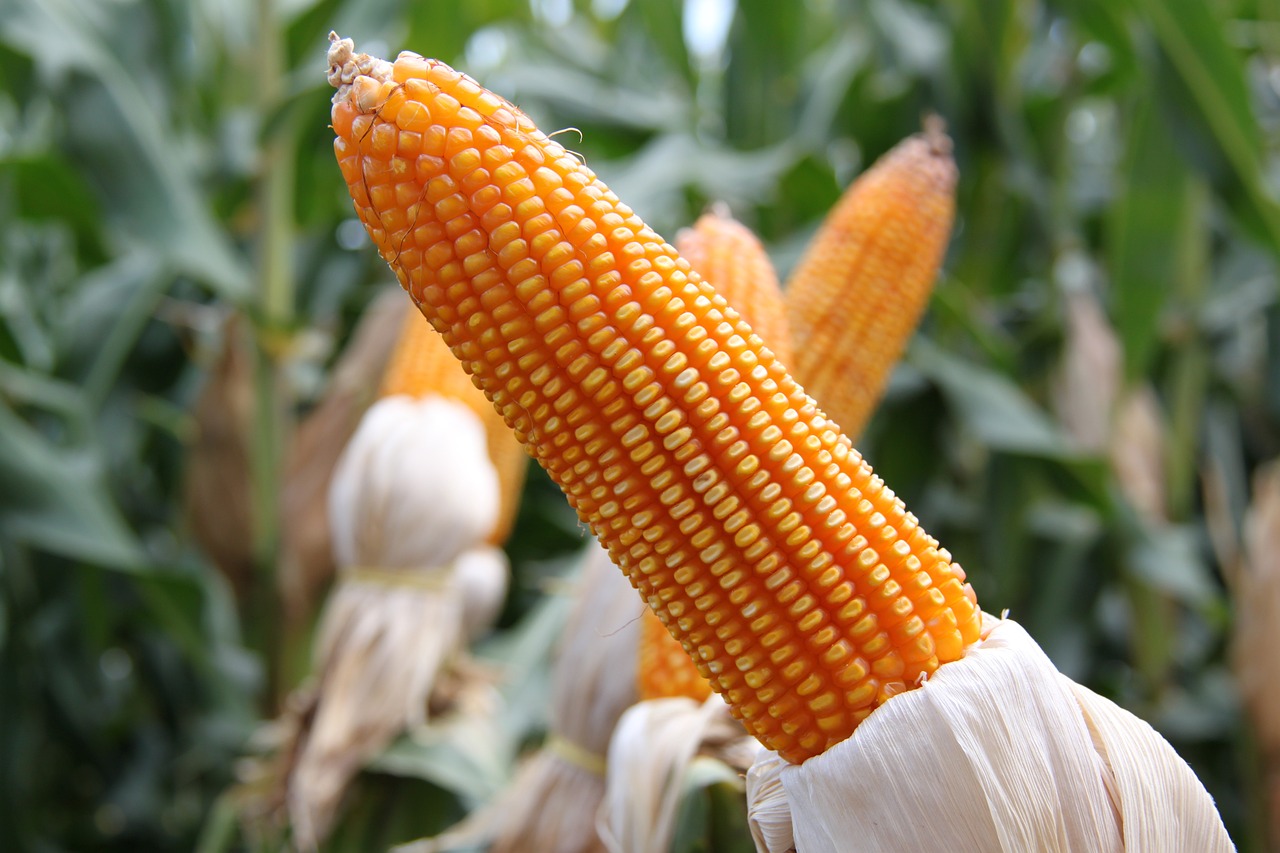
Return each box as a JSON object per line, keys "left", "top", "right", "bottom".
{"left": 380, "top": 300, "right": 528, "bottom": 544}
{"left": 676, "top": 207, "right": 793, "bottom": 367}
{"left": 785, "top": 124, "right": 957, "bottom": 439}
{"left": 327, "top": 35, "right": 980, "bottom": 763}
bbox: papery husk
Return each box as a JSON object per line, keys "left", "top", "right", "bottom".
{"left": 327, "top": 396, "right": 498, "bottom": 568}
{"left": 278, "top": 288, "right": 405, "bottom": 626}
{"left": 746, "top": 749, "right": 794, "bottom": 853}
{"left": 1109, "top": 385, "right": 1168, "bottom": 525}
{"left": 184, "top": 312, "right": 256, "bottom": 603}
{"left": 282, "top": 395, "right": 500, "bottom": 849}
{"left": 747, "top": 617, "right": 1232, "bottom": 853}
{"left": 453, "top": 545, "right": 511, "bottom": 643}
{"left": 425, "top": 544, "right": 640, "bottom": 853}
{"left": 1235, "top": 461, "right": 1280, "bottom": 846}
{"left": 1052, "top": 284, "right": 1120, "bottom": 454}
{"left": 599, "top": 696, "right": 753, "bottom": 853}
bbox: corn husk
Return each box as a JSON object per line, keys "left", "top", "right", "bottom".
{"left": 483, "top": 544, "right": 645, "bottom": 853}
{"left": 184, "top": 313, "right": 256, "bottom": 603}
{"left": 283, "top": 395, "right": 500, "bottom": 848}
{"left": 278, "top": 288, "right": 405, "bottom": 625}
{"left": 1052, "top": 283, "right": 1121, "bottom": 454}
{"left": 747, "top": 617, "right": 1231, "bottom": 853}
{"left": 1109, "top": 385, "right": 1168, "bottom": 525}
{"left": 396, "top": 544, "right": 642, "bottom": 853}
{"left": 599, "top": 696, "right": 753, "bottom": 853}
{"left": 1235, "top": 461, "right": 1280, "bottom": 845}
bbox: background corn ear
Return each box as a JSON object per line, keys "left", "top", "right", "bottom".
{"left": 381, "top": 299, "right": 528, "bottom": 544}
{"left": 328, "top": 36, "right": 981, "bottom": 763}
{"left": 785, "top": 124, "right": 957, "bottom": 440}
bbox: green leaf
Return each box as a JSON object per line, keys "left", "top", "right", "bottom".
{"left": 0, "top": 154, "right": 106, "bottom": 259}
{"left": 671, "top": 758, "right": 754, "bottom": 853}
{"left": 911, "top": 338, "right": 1076, "bottom": 459}
{"left": 1126, "top": 523, "right": 1218, "bottom": 604}
{"left": 0, "top": 400, "right": 144, "bottom": 569}
{"left": 1108, "top": 95, "right": 1196, "bottom": 381}
{"left": 0, "top": 0, "right": 250, "bottom": 301}
{"left": 371, "top": 715, "right": 510, "bottom": 806}
{"left": 1135, "top": 0, "right": 1280, "bottom": 254}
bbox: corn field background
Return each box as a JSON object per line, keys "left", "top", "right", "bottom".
{"left": 3, "top": 0, "right": 1280, "bottom": 849}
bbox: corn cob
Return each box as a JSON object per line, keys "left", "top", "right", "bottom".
{"left": 327, "top": 35, "right": 981, "bottom": 763}
{"left": 381, "top": 300, "right": 528, "bottom": 543}
{"left": 639, "top": 206, "right": 790, "bottom": 703}
{"left": 785, "top": 125, "right": 957, "bottom": 440}
{"left": 675, "top": 208, "right": 793, "bottom": 367}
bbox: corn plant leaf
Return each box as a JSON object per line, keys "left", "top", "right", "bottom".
{"left": 0, "top": 0, "right": 249, "bottom": 301}
{"left": 0, "top": 154, "right": 106, "bottom": 260}
{"left": 1126, "top": 523, "right": 1218, "bottom": 604}
{"left": 671, "top": 758, "right": 756, "bottom": 853}
{"left": 1109, "top": 95, "right": 1194, "bottom": 381}
{"left": 911, "top": 339, "right": 1075, "bottom": 459}
{"left": 0, "top": 401, "right": 143, "bottom": 570}
{"left": 1134, "top": 0, "right": 1280, "bottom": 254}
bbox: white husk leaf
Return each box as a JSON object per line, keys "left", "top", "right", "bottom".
{"left": 1052, "top": 285, "right": 1120, "bottom": 453}
{"left": 454, "top": 545, "right": 511, "bottom": 642}
{"left": 328, "top": 395, "right": 499, "bottom": 569}
{"left": 598, "top": 696, "right": 733, "bottom": 853}
{"left": 285, "top": 396, "right": 500, "bottom": 848}
{"left": 1065, "top": 679, "right": 1234, "bottom": 851}
{"left": 484, "top": 544, "right": 645, "bottom": 853}
{"left": 747, "top": 618, "right": 1232, "bottom": 853}
{"left": 746, "top": 749, "right": 794, "bottom": 853}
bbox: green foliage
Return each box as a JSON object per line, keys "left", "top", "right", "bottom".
{"left": 2, "top": 0, "right": 1278, "bottom": 849}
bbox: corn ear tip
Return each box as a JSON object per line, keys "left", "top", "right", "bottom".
{"left": 326, "top": 32, "right": 393, "bottom": 99}
{"left": 920, "top": 112, "right": 953, "bottom": 157}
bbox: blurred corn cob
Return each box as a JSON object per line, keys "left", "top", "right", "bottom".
{"left": 676, "top": 206, "right": 793, "bottom": 367}
{"left": 327, "top": 34, "right": 980, "bottom": 765}
{"left": 784, "top": 123, "right": 956, "bottom": 439}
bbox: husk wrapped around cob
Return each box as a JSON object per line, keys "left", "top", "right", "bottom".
{"left": 272, "top": 297, "right": 527, "bottom": 848}
{"left": 284, "top": 395, "right": 502, "bottom": 848}
{"left": 746, "top": 616, "right": 1230, "bottom": 852}
{"left": 325, "top": 35, "right": 1230, "bottom": 852}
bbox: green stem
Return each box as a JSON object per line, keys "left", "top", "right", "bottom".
{"left": 246, "top": 0, "right": 296, "bottom": 709}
